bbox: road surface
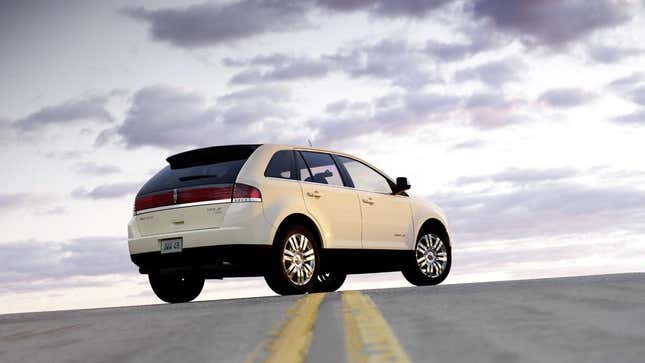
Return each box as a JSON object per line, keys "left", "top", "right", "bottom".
{"left": 1, "top": 273, "right": 645, "bottom": 362}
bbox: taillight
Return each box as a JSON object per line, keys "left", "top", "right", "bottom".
{"left": 134, "top": 191, "right": 174, "bottom": 214}
{"left": 134, "top": 183, "right": 261, "bottom": 214}
{"left": 232, "top": 183, "right": 262, "bottom": 202}
{"left": 178, "top": 186, "right": 233, "bottom": 204}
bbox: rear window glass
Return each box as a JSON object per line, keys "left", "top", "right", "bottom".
{"left": 138, "top": 160, "right": 247, "bottom": 196}
{"left": 264, "top": 150, "right": 295, "bottom": 179}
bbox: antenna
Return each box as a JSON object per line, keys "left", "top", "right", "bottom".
{"left": 307, "top": 138, "right": 313, "bottom": 147}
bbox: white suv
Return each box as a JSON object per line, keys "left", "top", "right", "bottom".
{"left": 128, "top": 144, "right": 451, "bottom": 303}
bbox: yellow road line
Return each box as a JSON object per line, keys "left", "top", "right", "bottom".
{"left": 245, "top": 293, "right": 326, "bottom": 363}
{"left": 341, "top": 291, "right": 412, "bottom": 363}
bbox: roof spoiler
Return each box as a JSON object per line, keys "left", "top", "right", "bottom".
{"left": 166, "top": 144, "right": 261, "bottom": 169}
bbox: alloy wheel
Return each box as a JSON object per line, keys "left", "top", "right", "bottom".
{"left": 282, "top": 233, "right": 316, "bottom": 285}
{"left": 415, "top": 233, "right": 448, "bottom": 278}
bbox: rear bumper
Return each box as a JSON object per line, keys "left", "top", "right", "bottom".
{"left": 131, "top": 244, "right": 271, "bottom": 277}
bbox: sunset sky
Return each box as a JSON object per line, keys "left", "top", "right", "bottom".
{"left": 2, "top": 0, "right": 645, "bottom": 314}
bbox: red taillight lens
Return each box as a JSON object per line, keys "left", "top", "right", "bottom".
{"left": 178, "top": 186, "right": 233, "bottom": 204}
{"left": 134, "top": 183, "right": 260, "bottom": 214}
{"left": 134, "top": 191, "right": 174, "bottom": 213}
{"left": 232, "top": 183, "right": 262, "bottom": 202}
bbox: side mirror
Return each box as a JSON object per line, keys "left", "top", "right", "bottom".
{"left": 394, "top": 177, "right": 411, "bottom": 194}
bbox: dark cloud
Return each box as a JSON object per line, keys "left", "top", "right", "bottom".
{"left": 612, "top": 110, "right": 645, "bottom": 125}
{"left": 0, "top": 236, "right": 132, "bottom": 292}
{"left": 587, "top": 44, "right": 643, "bottom": 64}
{"left": 469, "top": 0, "right": 633, "bottom": 48}
{"left": 424, "top": 29, "right": 506, "bottom": 62}
{"left": 316, "top": 0, "right": 451, "bottom": 18}
{"left": 13, "top": 95, "right": 114, "bottom": 131}
{"left": 97, "top": 84, "right": 303, "bottom": 149}
{"left": 435, "top": 180, "right": 645, "bottom": 243}
{"left": 73, "top": 162, "right": 121, "bottom": 176}
{"left": 538, "top": 88, "right": 596, "bottom": 108}
{"left": 122, "top": 1, "right": 310, "bottom": 48}
{"left": 71, "top": 182, "right": 142, "bottom": 199}
{"left": 454, "top": 58, "right": 524, "bottom": 87}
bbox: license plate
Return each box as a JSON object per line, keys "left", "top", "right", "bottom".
{"left": 160, "top": 238, "right": 183, "bottom": 254}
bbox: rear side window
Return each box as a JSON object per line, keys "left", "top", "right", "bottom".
{"left": 138, "top": 145, "right": 258, "bottom": 196}
{"left": 300, "top": 151, "right": 343, "bottom": 186}
{"left": 264, "top": 150, "right": 295, "bottom": 179}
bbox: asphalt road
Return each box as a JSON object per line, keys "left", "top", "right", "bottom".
{"left": 2, "top": 273, "right": 645, "bottom": 363}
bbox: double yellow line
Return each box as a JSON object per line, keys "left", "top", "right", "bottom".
{"left": 245, "top": 291, "right": 411, "bottom": 363}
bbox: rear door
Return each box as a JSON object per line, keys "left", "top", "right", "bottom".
{"left": 334, "top": 155, "right": 412, "bottom": 250}
{"left": 298, "top": 151, "right": 362, "bottom": 249}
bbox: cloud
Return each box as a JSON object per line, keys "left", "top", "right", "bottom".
{"left": 228, "top": 55, "right": 331, "bottom": 84}
{"left": 98, "top": 84, "right": 304, "bottom": 149}
{"left": 456, "top": 167, "right": 577, "bottom": 185}
{"left": 452, "top": 139, "right": 485, "bottom": 150}
{"left": 612, "top": 110, "right": 645, "bottom": 125}
{"left": 424, "top": 29, "right": 507, "bottom": 62}
{"left": 312, "top": 91, "right": 461, "bottom": 145}
{"left": 538, "top": 88, "right": 596, "bottom": 108}
{"left": 454, "top": 58, "right": 525, "bottom": 87}
{"left": 13, "top": 95, "right": 114, "bottom": 131}
{"left": 469, "top": 0, "right": 633, "bottom": 48}
{"left": 587, "top": 44, "right": 643, "bottom": 64}
{"left": 607, "top": 72, "right": 644, "bottom": 91}
{"left": 630, "top": 86, "right": 645, "bottom": 105}
{"left": 226, "top": 39, "right": 438, "bottom": 89}
{"left": 122, "top": 1, "right": 310, "bottom": 48}
{"left": 435, "top": 180, "right": 645, "bottom": 243}
{"left": 71, "top": 182, "right": 142, "bottom": 199}
{"left": 316, "top": 0, "right": 451, "bottom": 18}
{"left": 0, "top": 236, "right": 133, "bottom": 292}
{"left": 73, "top": 162, "right": 121, "bottom": 176}
{"left": 463, "top": 92, "right": 526, "bottom": 128}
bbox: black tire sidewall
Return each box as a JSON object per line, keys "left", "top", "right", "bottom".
{"left": 148, "top": 273, "right": 204, "bottom": 303}
{"left": 403, "top": 233, "right": 451, "bottom": 286}
{"left": 265, "top": 224, "right": 320, "bottom": 295}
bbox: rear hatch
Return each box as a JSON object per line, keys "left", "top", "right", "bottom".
{"left": 134, "top": 145, "right": 260, "bottom": 237}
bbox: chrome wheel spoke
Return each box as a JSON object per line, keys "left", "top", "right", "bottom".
{"left": 282, "top": 233, "right": 315, "bottom": 286}
{"left": 415, "top": 233, "right": 448, "bottom": 278}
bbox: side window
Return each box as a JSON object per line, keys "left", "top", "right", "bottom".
{"left": 264, "top": 150, "right": 295, "bottom": 179}
{"left": 299, "top": 151, "right": 344, "bottom": 186}
{"left": 335, "top": 156, "right": 392, "bottom": 194}
{"left": 296, "top": 151, "right": 312, "bottom": 181}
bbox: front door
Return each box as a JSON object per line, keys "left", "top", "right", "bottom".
{"left": 334, "top": 155, "right": 412, "bottom": 250}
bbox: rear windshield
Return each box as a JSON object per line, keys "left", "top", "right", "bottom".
{"left": 137, "top": 145, "right": 258, "bottom": 196}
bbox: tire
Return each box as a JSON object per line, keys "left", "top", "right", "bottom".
{"left": 148, "top": 272, "right": 204, "bottom": 303}
{"left": 311, "top": 271, "right": 347, "bottom": 292}
{"left": 264, "top": 224, "right": 320, "bottom": 295}
{"left": 402, "top": 231, "right": 451, "bottom": 286}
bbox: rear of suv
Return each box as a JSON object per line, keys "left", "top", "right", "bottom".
{"left": 129, "top": 144, "right": 452, "bottom": 303}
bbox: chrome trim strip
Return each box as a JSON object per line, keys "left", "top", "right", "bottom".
{"left": 135, "top": 199, "right": 231, "bottom": 215}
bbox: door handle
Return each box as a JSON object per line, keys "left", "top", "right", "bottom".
{"left": 307, "top": 191, "right": 322, "bottom": 198}
{"left": 361, "top": 197, "right": 375, "bottom": 205}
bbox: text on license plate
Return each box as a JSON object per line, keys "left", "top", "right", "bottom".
{"left": 160, "top": 238, "right": 183, "bottom": 254}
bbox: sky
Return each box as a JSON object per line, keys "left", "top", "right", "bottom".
{"left": 1, "top": 0, "right": 645, "bottom": 314}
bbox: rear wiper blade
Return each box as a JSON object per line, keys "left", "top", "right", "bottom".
{"left": 179, "top": 174, "right": 218, "bottom": 182}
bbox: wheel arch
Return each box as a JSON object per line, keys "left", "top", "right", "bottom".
{"left": 272, "top": 213, "right": 325, "bottom": 249}
{"left": 417, "top": 218, "right": 451, "bottom": 249}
